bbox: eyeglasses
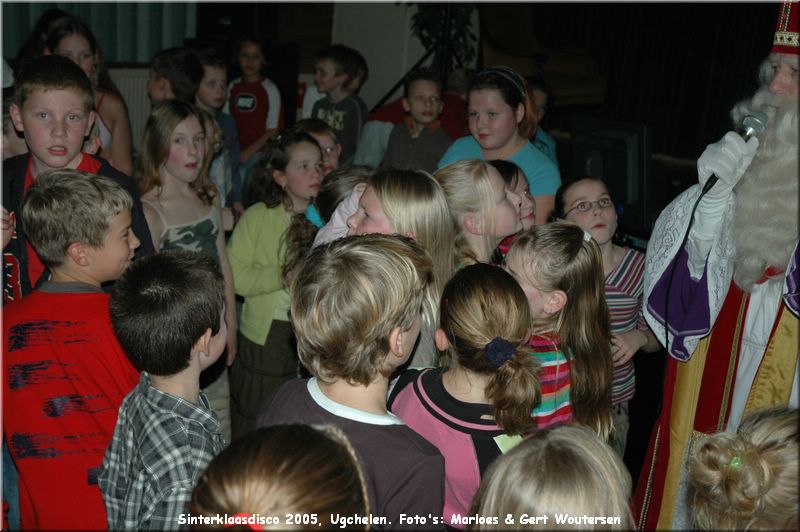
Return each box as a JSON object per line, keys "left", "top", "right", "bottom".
{"left": 563, "top": 197, "right": 614, "bottom": 215}
{"left": 412, "top": 95, "right": 441, "bottom": 105}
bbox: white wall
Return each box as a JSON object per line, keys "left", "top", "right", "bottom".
{"left": 331, "top": 3, "right": 429, "bottom": 109}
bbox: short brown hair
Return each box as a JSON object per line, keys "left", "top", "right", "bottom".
{"left": 14, "top": 55, "right": 94, "bottom": 112}
{"left": 294, "top": 118, "right": 337, "bottom": 142}
{"left": 21, "top": 169, "right": 132, "bottom": 268}
{"left": 149, "top": 47, "right": 203, "bottom": 103}
{"left": 315, "top": 44, "right": 368, "bottom": 88}
{"left": 291, "top": 234, "right": 433, "bottom": 385}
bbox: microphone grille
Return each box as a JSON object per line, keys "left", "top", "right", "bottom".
{"left": 742, "top": 111, "right": 768, "bottom": 137}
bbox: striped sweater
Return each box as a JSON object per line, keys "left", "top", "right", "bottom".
{"left": 528, "top": 332, "right": 572, "bottom": 428}
{"left": 605, "top": 247, "right": 649, "bottom": 405}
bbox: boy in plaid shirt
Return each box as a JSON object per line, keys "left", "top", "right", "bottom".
{"left": 98, "top": 250, "right": 227, "bottom": 530}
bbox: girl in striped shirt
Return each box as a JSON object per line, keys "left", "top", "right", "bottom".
{"left": 555, "top": 177, "right": 660, "bottom": 455}
{"left": 505, "top": 222, "right": 614, "bottom": 441}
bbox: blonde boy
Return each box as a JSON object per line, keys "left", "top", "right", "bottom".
{"left": 2, "top": 169, "right": 141, "bottom": 528}
{"left": 257, "top": 234, "right": 445, "bottom": 530}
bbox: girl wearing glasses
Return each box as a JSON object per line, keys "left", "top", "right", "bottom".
{"left": 555, "top": 177, "right": 660, "bottom": 456}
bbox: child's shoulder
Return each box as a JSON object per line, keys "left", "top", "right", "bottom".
{"left": 624, "top": 246, "right": 646, "bottom": 264}
{"left": 383, "top": 416, "right": 442, "bottom": 461}
{"left": 90, "top": 154, "right": 137, "bottom": 184}
{"left": 424, "top": 124, "right": 452, "bottom": 142}
{"left": 2, "top": 153, "right": 29, "bottom": 177}
{"left": 350, "top": 94, "right": 368, "bottom": 112}
{"left": 114, "top": 379, "right": 222, "bottom": 474}
{"left": 239, "top": 201, "right": 287, "bottom": 222}
{"left": 257, "top": 379, "right": 310, "bottom": 422}
{"left": 128, "top": 378, "right": 220, "bottom": 435}
{"left": 4, "top": 286, "right": 108, "bottom": 321}
{"left": 387, "top": 367, "right": 426, "bottom": 407}
{"left": 527, "top": 332, "right": 562, "bottom": 351}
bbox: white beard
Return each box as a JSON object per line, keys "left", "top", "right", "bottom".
{"left": 730, "top": 88, "right": 799, "bottom": 292}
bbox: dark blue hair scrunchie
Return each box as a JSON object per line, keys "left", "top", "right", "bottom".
{"left": 305, "top": 204, "right": 325, "bottom": 229}
{"left": 484, "top": 336, "right": 515, "bottom": 370}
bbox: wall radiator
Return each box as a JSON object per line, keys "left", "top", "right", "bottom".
{"left": 108, "top": 67, "right": 151, "bottom": 155}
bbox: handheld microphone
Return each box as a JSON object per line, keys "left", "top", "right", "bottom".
{"left": 701, "top": 111, "right": 769, "bottom": 194}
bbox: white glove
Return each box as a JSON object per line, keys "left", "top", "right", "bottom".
{"left": 697, "top": 131, "right": 759, "bottom": 197}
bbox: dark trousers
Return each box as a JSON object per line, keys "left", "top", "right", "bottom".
{"left": 230, "top": 321, "right": 297, "bottom": 440}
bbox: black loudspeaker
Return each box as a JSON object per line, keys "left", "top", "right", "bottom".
{"left": 569, "top": 115, "right": 653, "bottom": 240}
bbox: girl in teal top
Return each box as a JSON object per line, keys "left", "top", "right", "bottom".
{"left": 438, "top": 67, "right": 560, "bottom": 224}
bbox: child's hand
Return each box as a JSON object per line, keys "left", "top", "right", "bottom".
{"left": 611, "top": 330, "right": 646, "bottom": 366}
{"left": 226, "top": 334, "right": 237, "bottom": 366}
{"left": 2, "top": 208, "right": 15, "bottom": 250}
{"left": 221, "top": 207, "right": 235, "bottom": 232}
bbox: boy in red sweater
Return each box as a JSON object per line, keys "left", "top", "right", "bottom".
{"left": 3, "top": 169, "right": 141, "bottom": 529}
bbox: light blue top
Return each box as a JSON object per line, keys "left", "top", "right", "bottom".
{"left": 438, "top": 136, "right": 561, "bottom": 196}
{"left": 533, "top": 128, "right": 558, "bottom": 166}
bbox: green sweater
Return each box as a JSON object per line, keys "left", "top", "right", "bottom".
{"left": 227, "top": 203, "right": 291, "bottom": 345}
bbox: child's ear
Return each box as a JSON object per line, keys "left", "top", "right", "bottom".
{"left": 544, "top": 290, "right": 567, "bottom": 315}
{"left": 272, "top": 169, "right": 286, "bottom": 189}
{"left": 401, "top": 98, "right": 411, "bottom": 113}
{"left": 515, "top": 102, "right": 525, "bottom": 125}
{"left": 434, "top": 328, "right": 450, "bottom": 352}
{"left": 9, "top": 104, "right": 24, "bottom": 133}
{"left": 66, "top": 242, "right": 90, "bottom": 267}
{"left": 192, "top": 328, "right": 213, "bottom": 357}
{"left": 389, "top": 325, "right": 406, "bottom": 359}
{"left": 463, "top": 213, "right": 484, "bottom": 236}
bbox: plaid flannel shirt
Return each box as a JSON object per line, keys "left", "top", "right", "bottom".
{"left": 98, "top": 373, "right": 225, "bottom": 530}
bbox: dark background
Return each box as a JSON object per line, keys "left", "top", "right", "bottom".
{"left": 192, "top": 2, "right": 777, "bottom": 160}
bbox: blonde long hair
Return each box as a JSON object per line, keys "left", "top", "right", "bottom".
{"left": 434, "top": 159, "right": 498, "bottom": 263}
{"left": 371, "top": 169, "right": 458, "bottom": 301}
{"left": 507, "top": 222, "right": 613, "bottom": 440}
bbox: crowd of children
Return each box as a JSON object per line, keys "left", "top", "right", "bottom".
{"left": 2, "top": 10, "right": 798, "bottom": 531}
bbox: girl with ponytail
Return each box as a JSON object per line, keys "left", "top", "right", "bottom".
{"left": 388, "top": 263, "right": 540, "bottom": 529}
{"left": 505, "top": 221, "right": 614, "bottom": 440}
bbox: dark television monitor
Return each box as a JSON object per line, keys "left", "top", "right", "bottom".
{"left": 568, "top": 115, "right": 653, "bottom": 238}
